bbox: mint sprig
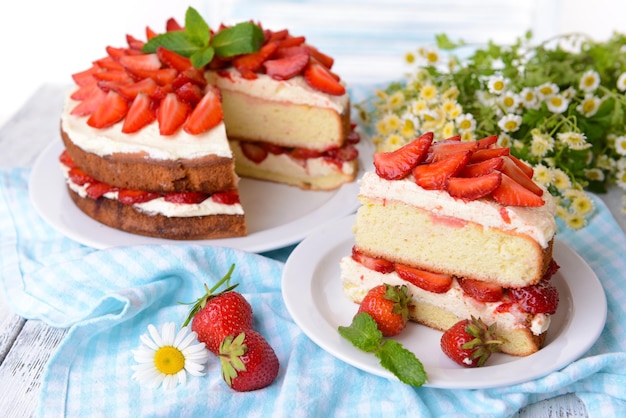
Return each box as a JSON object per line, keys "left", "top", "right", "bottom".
{"left": 338, "top": 313, "right": 428, "bottom": 387}
{"left": 142, "top": 7, "right": 264, "bottom": 68}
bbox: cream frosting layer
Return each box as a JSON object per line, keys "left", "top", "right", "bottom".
{"left": 205, "top": 68, "right": 349, "bottom": 113}
{"left": 61, "top": 94, "right": 233, "bottom": 161}
{"left": 358, "top": 171, "right": 557, "bottom": 248}
{"left": 61, "top": 164, "right": 243, "bottom": 217}
{"left": 340, "top": 257, "right": 550, "bottom": 336}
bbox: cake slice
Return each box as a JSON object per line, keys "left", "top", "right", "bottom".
{"left": 340, "top": 133, "right": 560, "bottom": 356}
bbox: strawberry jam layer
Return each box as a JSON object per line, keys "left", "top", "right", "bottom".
{"left": 60, "top": 151, "right": 243, "bottom": 217}
{"left": 342, "top": 247, "right": 560, "bottom": 336}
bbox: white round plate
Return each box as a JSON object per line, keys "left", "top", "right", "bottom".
{"left": 282, "top": 215, "right": 607, "bottom": 389}
{"left": 29, "top": 139, "right": 373, "bottom": 252}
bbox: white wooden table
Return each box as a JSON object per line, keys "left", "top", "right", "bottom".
{"left": 3, "top": 84, "right": 618, "bottom": 417}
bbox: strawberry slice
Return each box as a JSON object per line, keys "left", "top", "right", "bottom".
{"left": 175, "top": 82, "right": 204, "bottom": 106}
{"left": 212, "top": 190, "right": 241, "bottom": 205}
{"left": 509, "top": 280, "right": 559, "bottom": 315}
{"left": 305, "top": 44, "right": 334, "bottom": 69}
{"left": 395, "top": 263, "right": 453, "bottom": 293}
{"left": 278, "top": 35, "right": 306, "bottom": 48}
{"left": 166, "top": 17, "right": 183, "bottom": 32}
{"left": 93, "top": 56, "right": 125, "bottom": 71}
{"left": 59, "top": 150, "right": 75, "bottom": 168}
{"left": 240, "top": 142, "right": 268, "bottom": 163}
{"left": 501, "top": 156, "right": 543, "bottom": 196}
{"left": 468, "top": 147, "right": 510, "bottom": 163}
{"left": 446, "top": 172, "right": 502, "bottom": 200}
{"left": 70, "top": 87, "right": 107, "bottom": 116}
{"left": 491, "top": 173, "right": 545, "bottom": 207}
{"left": 68, "top": 167, "right": 95, "bottom": 186}
{"left": 105, "top": 45, "right": 129, "bottom": 61}
{"left": 126, "top": 68, "right": 179, "bottom": 85}
{"left": 291, "top": 147, "right": 324, "bottom": 159}
{"left": 413, "top": 150, "right": 471, "bottom": 190}
{"left": 303, "top": 60, "right": 345, "bottom": 95}
{"left": 118, "top": 78, "right": 158, "bottom": 100}
{"left": 157, "top": 93, "right": 190, "bottom": 135}
{"left": 373, "top": 132, "right": 433, "bottom": 180}
{"left": 476, "top": 135, "right": 498, "bottom": 149}
{"left": 118, "top": 189, "right": 160, "bottom": 205}
{"left": 351, "top": 246, "right": 394, "bottom": 274}
{"left": 86, "top": 182, "right": 115, "bottom": 199}
{"left": 458, "top": 278, "right": 504, "bottom": 302}
{"left": 184, "top": 86, "right": 223, "bottom": 134}
{"left": 426, "top": 140, "right": 478, "bottom": 163}
{"left": 72, "top": 65, "right": 99, "bottom": 86}
{"left": 457, "top": 157, "right": 504, "bottom": 177}
{"left": 164, "top": 191, "right": 209, "bottom": 204}
{"left": 509, "top": 154, "right": 534, "bottom": 178}
{"left": 70, "top": 81, "right": 100, "bottom": 101}
{"left": 87, "top": 91, "right": 129, "bottom": 128}
{"left": 119, "top": 53, "right": 162, "bottom": 72}
{"left": 233, "top": 42, "right": 279, "bottom": 76}
{"left": 126, "top": 34, "right": 145, "bottom": 50}
{"left": 156, "top": 46, "right": 193, "bottom": 72}
{"left": 93, "top": 69, "right": 134, "bottom": 83}
{"left": 146, "top": 26, "right": 158, "bottom": 40}
{"left": 264, "top": 52, "right": 310, "bottom": 80}
{"left": 122, "top": 92, "right": 156, "bottom": 133}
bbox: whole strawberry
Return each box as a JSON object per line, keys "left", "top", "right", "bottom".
{"left": 183, "top": 264, "right": 254, "bottom": 355}
{"left": 220, "top": 330, "right": 280, "bottom": 392}
{"left": 357, "top": 284, "right": 412, "bottom": 337}
{"left": 440, "top": 316, "right": 503, "bottom": 368}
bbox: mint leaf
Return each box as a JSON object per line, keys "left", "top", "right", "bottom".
{"left": 184, "top": 6, "right": 210, "bottom": 47}
{"left": 142, "top": 31, "right": 201, "bottom": 56}
{"left": 212, "top": 22, "right": 265, "bottom": 57}
{"left": 338, "top": 312, "right": 428, "bottom": 387}
{"left": 338, "top": 313, "right": 382, "bottom": 353}
{"left": 190, "top": 47, "right": 215, "bottom": 68}
{"left": 376, "top": 339, "right": 427, "bottom": 387}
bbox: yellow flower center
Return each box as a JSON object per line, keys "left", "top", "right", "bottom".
{"left": 493, "top": 80, "right": 505, "bottom": 91}
{"left": 154, "top": 346, "right": 185, "bottom": 375}
{"left": 582, "top": 100, "right": 596, "bottom": 113}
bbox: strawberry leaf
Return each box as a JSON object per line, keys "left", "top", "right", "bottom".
{"left": 143, "top": 31, "right": 200, "bottom": 57}
{"left": 338, "top": 313, "right": 382, "bottom": 353}
{"left": 376, "top": 340, "right": 427, "bottom": 386}
{"left": 190, "top": 47, "right": 215, "bottom": 69}
{"left": 184, "top": 6, "right": 210, "bottom": 47}
{"left": 212, "top": 22, "right": 265, "bottom": 58}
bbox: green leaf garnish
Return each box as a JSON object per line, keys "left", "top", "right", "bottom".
{"left": 338, "top": 312, "right": 428, "bottom": 386}
{"left": 141, "top": 6, "right": 262, "bottom": 68}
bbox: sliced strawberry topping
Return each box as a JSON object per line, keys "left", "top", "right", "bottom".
{"left": 476, "top": 135, "right": 498, "bottom": 149}
{"left": 184, "top": 86, "right": 223, "bottom": 134}
{"left": 122, "top": 92, "right": 156, "bottom": 134}
{"left": 373, "top": 132, "right": 433, "bottom": 180}
{"left": 72, "top": 65, "right": 99, "bottom": 86}
{"left": 175, "top": 82, "right": 204, "bottom": 107}
{"left": 70, "top": 87, "right": 107, "bottom": 116}
{"left": 156, "top": 46, "right": 193, "bottom": 72}
{"left": 212, "top": 190, "right": 241, "bottom": 205}
{"left": 468, "top": 147, "right": 510, "bottom": 163}
{"left": 59, "top": 150, "right": 75, "bottom": 168}
{"left": 351, "top": 246, "right": 394, "bottom": 274}
{"left": 508, "top": 154, "right": 534, "bottom": 178}
{"left": 264, "top": 52, "right": 310, "bottom": 80}
{"left": 457, "top": 157, "right": 504, "bottom": 177}
{"left": 291, "top": 147, "right": 325, "bottom": 159}
{"left": 118, "top": 189, "right": 160, "bottom": 205}
{"left": 126, "top": 34, "right": 145, "bottom": 50}
{"left": 501, "top": 156, "right": 543, "bottom": 196}
{"left": 426, "top": 139, "right": 477, "bottom": 163}
{"left": 68, "top": 167, "right": 95, "bottom": 186}
{"left": 166, "top": 17, "right": 183, "bottom": 32}
{"left": 93, "top": 69, "right": 134, "bottom": 84}
{"left": 240, "top": 142, "right": 268, "bottom": 163}
{"left": 458, "top": 278, "right": 504, "bottom": 302}
{"left": 395, "top": 263, "right": 453, "bottom": 293}
{"left": 119, "top": 53, "right": 162, "bottom": 72}
{"left": 491, "top": 173, "right": 545, "bottom": 207}
{"left": 233, "top": 42, "right": 279, "bottom": 77}
{"left": 305, "top": 44, "right": 334, "bottom": 69}
{"left": 164, "top": 192, "right": 209, "bottom": 204}
{"left": 157, "top": 93, "right": 190, "bottom": 135}
{"left": 70, "top": 82, "right": 100, "bottom": 101}
{"left": 277, "top": 35, "right": 306, "bottom": 48}
{"left": 303, "top": 60, "right": 345, "bottom": 95}
{"left": 509, "top": 280, "right": 559, "bottom": 315}
{"left": 413, "top": 150, "right": 471, "bottom": 190}
{"left": 87, "top": 91, "right": 129, "bottom": 129}
{"left": 86, "top": 182, "right": 116, "bottom": 199}
{"left": 127, "top": 68, "right": 179, "bottom": 85}
{"left": 118, "top": 78, "right": 158, "bottom": 100}
{"left": 93, "top": 56, "right": 125, "bottom": 72}
{"left": 446, "top": 172, "right": 502, "bottom": 200}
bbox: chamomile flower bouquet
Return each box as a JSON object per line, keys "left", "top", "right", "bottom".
{"left": 356, "top": 31, "right": 626, "bottom": 229}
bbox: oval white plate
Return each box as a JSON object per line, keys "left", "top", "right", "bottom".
{"left": 282, "top": 214, "right": 607, "bottom": 389}
{"left": 29, "top": 139, "right": 373, "bottom": 252}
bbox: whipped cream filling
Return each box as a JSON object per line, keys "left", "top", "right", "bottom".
{"left": 205, "top": 68, "right": 349, "bottom": 113}
{"left": 61, "top": 164, "right": 243, "bottom": 217}
{"left": 340, "top": 257, "right": 551, "bottom": 336}
{"left": 230, "top": 141, "right": 356, "bottom": 177}
{"left": 359, "top": 171, "right": 557, "bottom": 248}
{"left": 61, "top": 94, "right": 233, "bottom": 161}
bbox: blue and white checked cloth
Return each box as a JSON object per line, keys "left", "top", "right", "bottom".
{"left": 2, "top": 165, "right": 626, "bottom": 417}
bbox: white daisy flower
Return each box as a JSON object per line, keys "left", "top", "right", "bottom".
{"left": 487, "top": 75, "right": 508, "bottom": 95}
{"left": 455, "top": 113, "right": 476, "bottom": 132}
{"left": 499, "top": 91, "right": 520, "bottom": 113}
{"left": 617, "top": 72, "right": 626, "bottom": 91}
{"left": 132, "top": 322, "right": 210, "bottom": 390}
{"left": 615, "top": 135, "right": 626, "bottom": 156}
{"left": 579, "top": 70, "right": 600, "bottom": 92}
{"left": 584, "top": 168, "right": 605, "bottom": 182}
{"left": 536, "top": 82, "right": 559, "bottom": 99}
{"left": 497, "top": 114, "right": 522, "bottom": 132}
{"left": 576, "top": 95, "right": 602, "bottom": 117}
{"left": 519, "top": 87, "right": 540, "bottom": 109}
{"left": 557, "top": 131, "right": 592, "bottom": 150}
{"left": 546, "top": 94, "right": 570, "bottom": 114}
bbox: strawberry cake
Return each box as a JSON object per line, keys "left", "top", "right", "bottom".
{"left": 58, "top": 10, "right": 358, "bottom": 240}
{"left": 340, "top": 133, "right": 560, "bottom": 356}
